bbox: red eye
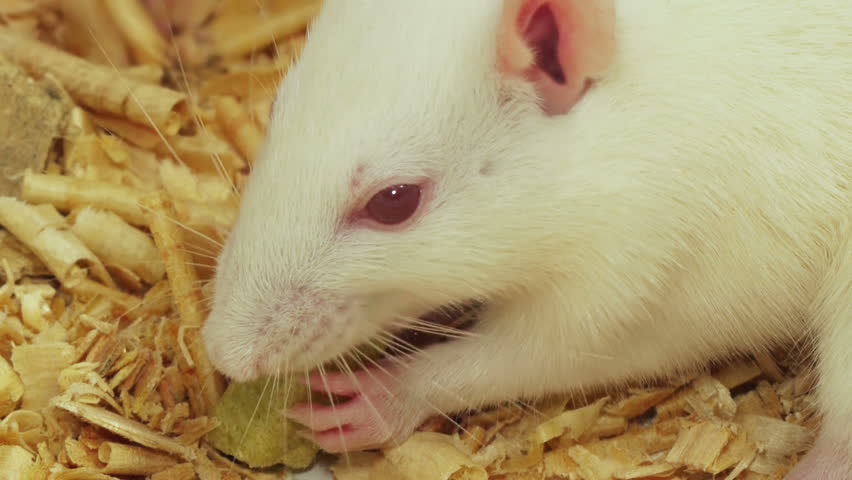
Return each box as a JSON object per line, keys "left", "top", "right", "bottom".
{"left": 365, "top": 184, "right": 422, "bottom": 225}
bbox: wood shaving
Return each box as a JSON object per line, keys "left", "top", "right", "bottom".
{"left": 0, "top": 2, "right": 819, "bottom": 479}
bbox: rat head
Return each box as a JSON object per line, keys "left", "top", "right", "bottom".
{"left": 202, "top": 0, "right": 617, "bottom": 382}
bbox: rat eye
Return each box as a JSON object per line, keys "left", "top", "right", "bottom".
{"left": 365, "top": 184, "right": 421, "bottom": 225}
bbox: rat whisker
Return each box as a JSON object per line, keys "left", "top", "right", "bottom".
{"left": 515, "top": 399, "right": 546, "bottom": 419}
{"left": 236, "top": 374, "right": 273, "bottom": 453}
{"left": 84, "top": 25, "right": 186, "bottom": 168}
{"left": 179, "top": 251, "right": 221, "bottom": 263}
{"left": 373, "top": 330, "right": 432, "bottom": 360}
{"left": 333, "top": 355, "right": 393, "bottom": 447}
{"left": 169, "top": 43, "right": 242, "bottom": 200}
{"left": 303, "top": 369, "right": 316, "bottom": 446}
{"left": 388, "top": 317, "right": 480, "bottom": 339}
{"left": 268, "top": 366, "right": 282, "bottom": 421}
{"left": 317, "top": 364, "right": 351, "bottom": 468}
{"left": 366, "top": 336, "right": 536, "bottom": 433}
{"left": 350, "top": 347, "right": 480, "bottom": 446}
{"left": 136, "top": 202, "right": 225, "bottom": 248}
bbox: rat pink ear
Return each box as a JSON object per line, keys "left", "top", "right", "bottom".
{"left": 497, "top": 0, "right": 616, "bottom": 116}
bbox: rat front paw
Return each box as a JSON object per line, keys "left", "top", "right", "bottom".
{"left": 287, "top": 365, "right": 424, "bottom": 453}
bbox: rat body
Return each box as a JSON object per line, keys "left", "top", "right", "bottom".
{"left": 202, "top": 1, "right": 852, "bottom": 477}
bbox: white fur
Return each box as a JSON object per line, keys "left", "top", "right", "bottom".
{"left": 203, "top": 0, "right": 852, "bottom": 469}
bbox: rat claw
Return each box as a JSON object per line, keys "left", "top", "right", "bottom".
{"left": 287, "top": 400, "right": 363, "bottom": 432}
{"left": 290, "top": 366, "right": 406, "bottom": 452}
{"left": 306, "top": 370, "right": 362, "bottom": 396}
{"left": 307, "top": 366, "right": 395, "bottom": 396}
{"left": 311, "top": 422, "right": 389, "bottom": 453}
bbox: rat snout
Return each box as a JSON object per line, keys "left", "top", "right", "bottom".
{"left": 201, "top": 306, "right": 263, "bottom": 383}
{"left": 203, "top": 285, "right": 371, "bottom": 382}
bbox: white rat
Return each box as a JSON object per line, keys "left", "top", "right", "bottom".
{"left": 201, "top": 0, "right": 852, "bottom": 477}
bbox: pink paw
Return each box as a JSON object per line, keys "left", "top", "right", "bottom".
{"left": 784, "top": 434, "right": 851, "bottom": 480}
{"left": 287, "top": 365, "right": 417, "bottom": 453}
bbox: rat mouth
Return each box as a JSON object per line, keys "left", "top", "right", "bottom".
{"left": 387, "top": 301, "right": 483, "bottom": 355}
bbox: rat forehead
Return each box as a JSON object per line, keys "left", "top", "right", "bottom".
{"left": 278, "top": 0, "right": 504, "bottom": 110}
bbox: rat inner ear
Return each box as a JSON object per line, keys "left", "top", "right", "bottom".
{"left": 525, "top": 4, "right": 566, "bottom": 85}
{"left": 497, "top": 0, "right": 616, "bottom": 116}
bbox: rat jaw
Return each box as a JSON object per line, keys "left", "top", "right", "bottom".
{"left": 203, "top": 270, "right": 484, "bottom": 383}
{"left": 269, "top": 298, "right": 484, "bottom": 376}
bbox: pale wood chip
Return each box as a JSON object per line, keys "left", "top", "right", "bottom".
{"left": 208, "top": 0, "right": 321, "bottom": 58}
{"left": 605, "top": 387, "right": 676, "bottom": 419}
{"left": 714, "top": 360, "right": 763, "bottom": 390}
{"left": 101, "top": 0, "right": 168, "bottom": 65}
{"left": 0, "top": 348, "right": 24, "bottom": 416}
{"left": 615, "top": 463, "right": 676, "bottom": 479}
{"left": 534, "top": 396, "right": 608, "bottom": 445}
{"left": 53, "top": 400, "right": 197, "bottom": 461}
{"left": 754, "top": 352, "right": 786, "bottom": 383}
{"left": 665, "top": 421, "right": 733, "bottom": 471}
{"left": 150, "top": 462, "right": 197, "bottom": 480}
{"left": 739, "top": 414, "right": 812, "bottom": 474}
{"left": 12, "top": 342, "right": 76, "bottom": 410}
{"left": 141, "top": 193, "right": 224, "bottom": 414}
{"left": 0, "top": 444, "right": 35, "bottom": 479}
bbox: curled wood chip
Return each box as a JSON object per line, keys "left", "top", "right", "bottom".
{"left": 0, "top": 231, "right": 50, "bottom": 283}
{"left": 14, "top": 283, "right": 54, "bottom": 332}
{"left": 65, "top": 437, "right": 101, "bottom": 468}
{"left": 0, "top": 29, "right": 187, "bottom": 134}
{"left": 69, "top": 207, "right": 165, "bottom": 285}
{"left": 0, "top": 198, "right": 113, "bottom": 288}
{"left": 98, "top": 441, "right": 179, "bottom": 475}
{"left": 21, "top": 172, "right": 148, "bottom": 226}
